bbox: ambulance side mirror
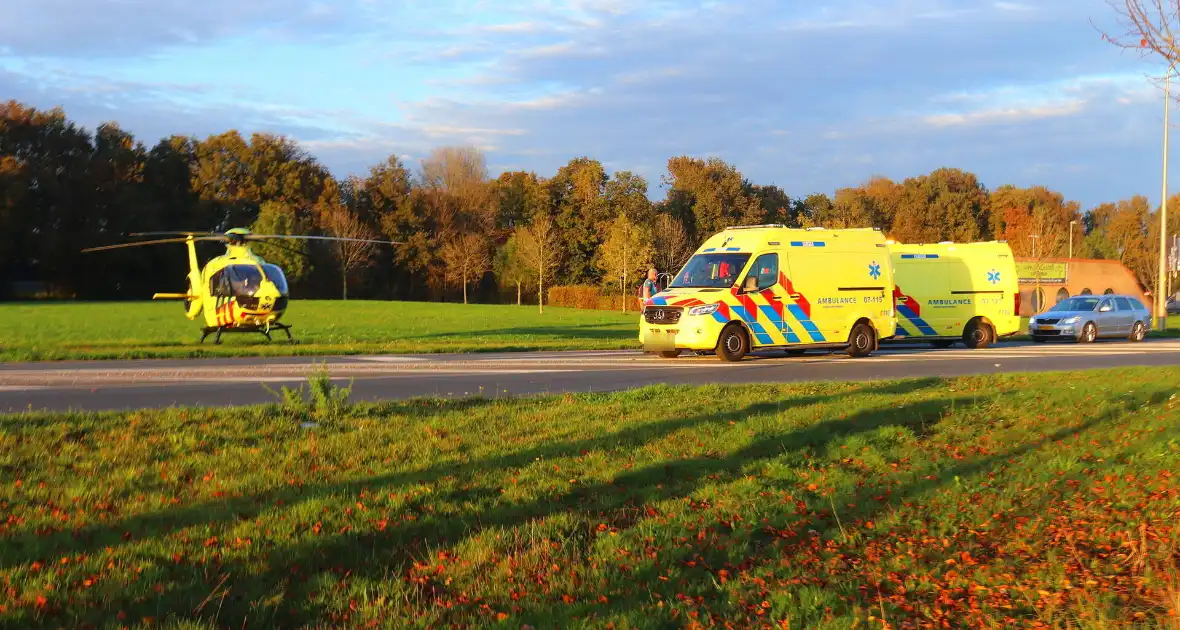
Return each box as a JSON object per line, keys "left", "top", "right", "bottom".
{"left": 743, "top": 276, "right": 759, "bottom": 292}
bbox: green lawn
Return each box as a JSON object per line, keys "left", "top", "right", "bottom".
{"left": 1, "top": 367, "right": 1178, "bottom": 628}
{"left": 0, "top": 300, "right": 643, "bottom": 361}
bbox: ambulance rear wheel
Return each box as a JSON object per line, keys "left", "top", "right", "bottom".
{"left": 963, "top": 320, "right": 993, "bottom": 349}
{"left": 659, "top": 349, "right": 682, "bottom": 358}
{"left": 716, "top": 324, "right": 748, "bottom": 362}
{"left": 846, "top": 323, "right": 875, "bottom": 358}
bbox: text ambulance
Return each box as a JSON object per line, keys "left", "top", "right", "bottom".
{"left": 886, "top": 240, "right": 1020, "bottom": 348}
{"left": 639, "top": 225, "right": 897, "bottom": 361}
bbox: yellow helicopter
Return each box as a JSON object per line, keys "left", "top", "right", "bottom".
{"left": 81, "top": 228, "right": 399, "bottom": 344}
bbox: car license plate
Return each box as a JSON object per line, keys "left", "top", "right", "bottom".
{"left": 1039, "top": 325, "right": 1055, "bottom": 331}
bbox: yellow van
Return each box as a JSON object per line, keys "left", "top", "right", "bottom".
{"left": 640, "top": 225, "right": 897, "bottom": 361}
{"left": 886, "top": 240, "right": 1020, "bottom": 349}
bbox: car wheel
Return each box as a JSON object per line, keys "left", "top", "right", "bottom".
{"left": 659, "top": 349, "right": 682, "bottom": 358}
{"left": 963, "top": 320, "right": 992, "bottom": 349}
{"left": 1129, "top": 321, "right": 1146, "bottom": 342}
{"left": 846, "top": 322, "right": 876, "bottom": 358}
{"left": 715, "top": 324, "right": 748, "bottom": 362}
{"left": 1079, "top": 322, "right": 1097, "bottom": 344}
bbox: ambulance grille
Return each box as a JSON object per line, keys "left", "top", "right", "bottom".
{"left": 644, "top": 307, "right": 683, "bottom": 324}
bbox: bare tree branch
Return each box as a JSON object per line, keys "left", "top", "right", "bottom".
{"left": 1095, "top": 0, "right": 1180, "bottom": 75}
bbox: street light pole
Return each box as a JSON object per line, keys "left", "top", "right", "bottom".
{"left": 1069, "top": 220, "right": 1076, "bottom": 259}
{"left": 1160, "top": 63, "right": 1174, "bottom": 331}
{"left": 1030, "top": 234, "right": 1041, "bottom": 313}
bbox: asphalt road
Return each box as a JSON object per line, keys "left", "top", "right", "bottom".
{"left": 2, "top": 339, "right": 1180, "bottom": 413}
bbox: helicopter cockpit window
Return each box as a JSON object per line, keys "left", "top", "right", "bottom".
{"left": 209, "top": 269, "right": 232, "bottom": 297}
{"left": 227, "top": 265, "right": 264, "bottom": 297}
{"left": 262, "top": 264, "right": 289, "bottom": 296}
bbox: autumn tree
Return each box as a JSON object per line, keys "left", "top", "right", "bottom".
{"left": 0, "top": 101, "right": 96, "bottom": 297}
{"left": 651, "top": 214, "right": 693, "bottom": 278}
{"left": 596, "top": 213, "right": 654, "bottom": 312}
{"left": 605, "top": 171, "right": 654, "bottom": 225}
{"left": 440, "top": 232, "right": 491, "bottom": 304}
{"left": 662, "top": 156, "right": 763, "bottom": 239}
{"left": 747, "top": 183, "right": 798, "bottom": 227}
{"left": 494, "top": 234, "right": 533, "bottom": 305}
{"left": 493, "top": 170, "right": 550, "bottom": 230}
{"left": 251, "top": 200, "right": 312, "bottom": 284}
{"left": 795, "top": 193, "right": 835, "bottom": 228}
{"left": 990, "top": 185, "right": 1082, "bottom": 257}
{"left": 515, "top": 213, "right": 561, "bottom": 313}
{"left": 891, "top": 168, "right": 990, "bottom": 243}
{"left": 549, "top": 157, "right": 609, "bottom": 284}
{"left": 317, "top": 178, "right": 378, "bottom": 300}
{"left": 823, "top": 186, "right": 888, "bottom": 229}
{"left": 420, "top": 145, "right": 496, "bottom": 236}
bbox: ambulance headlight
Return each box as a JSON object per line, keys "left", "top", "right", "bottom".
{"left": 688, "top": 303, "right": 719, "bottom": 316}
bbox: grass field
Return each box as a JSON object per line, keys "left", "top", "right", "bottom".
{"left": 0, "top": 300, "right": 642, "bottom": 361}
{"left": 1, "top": 367, "right": 1178, "bottom": 627}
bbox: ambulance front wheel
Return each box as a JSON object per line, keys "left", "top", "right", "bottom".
{"left": 846, "top": 322, "right": 876, "bottom": 358}
{"left": 716, "top": 324, "right": 749, "bottom": 362}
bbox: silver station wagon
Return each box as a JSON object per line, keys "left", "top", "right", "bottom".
{"left": 1028, "top": 294, "right": 1152, "bottom": 343}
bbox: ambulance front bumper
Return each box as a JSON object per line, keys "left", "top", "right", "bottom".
{"left": 638, "top": 309, "right": 725, "bottom": 352}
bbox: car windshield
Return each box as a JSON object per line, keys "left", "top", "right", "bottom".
{"left": 669, "top": 253, "right": 751, "bottom": 289}
{"left": 227, "top": 265, "right": 264, "bottom": 297}
{"left": 1050, "top": 296, "right": 1100, "bottom": 312}
{"left": 262, "top": 264, "right": 289, "bottom": 295}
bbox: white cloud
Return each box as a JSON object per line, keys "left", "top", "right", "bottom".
{"left": 922, "top": 102, "right": 1085, "bottom": 127}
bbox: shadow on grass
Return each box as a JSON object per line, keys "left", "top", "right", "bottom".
{"left": 4, "top": 381, "right": 932, "bottom": 571}
{"left": 7, "top": 378, "right": 1177, "bottom": 627}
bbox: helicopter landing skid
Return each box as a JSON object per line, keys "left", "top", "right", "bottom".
{"left": 200, "top": 323, "right": 295, "bottom": 345}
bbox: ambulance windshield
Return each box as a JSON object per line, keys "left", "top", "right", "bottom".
{"left": 669, "top": 253, "right": 750, "bottom": 289}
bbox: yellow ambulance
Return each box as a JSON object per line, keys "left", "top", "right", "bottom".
{"left": 639, "top": 225, "right": 897, "bottom": 361}
{"left": 886, "top": 240, "right": 1021, "bottom": 349}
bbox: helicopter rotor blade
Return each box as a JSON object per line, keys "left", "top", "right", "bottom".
{"left": 248, "top": 238, "right": 313, "bottom": 258}
{"left": 81, "top": 236, "right": 224, "bottom": 253}
{"left": 246, "top": 234, "right": 403, "bottom": 245}
{"left": 128, "top": 231, "right": 219, "bottom": 237}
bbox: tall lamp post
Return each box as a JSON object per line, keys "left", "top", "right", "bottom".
{"left": 1069, "top": 220, "right": 1077, "bottom": 259}
{"left": 1030, "top": 233, "right": 1041, "bottom": 313}
{"left": 1159, "top": 61, "right": 1176, "bottom": 331}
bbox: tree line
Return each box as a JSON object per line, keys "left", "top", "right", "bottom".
{"left": 2, "top": 99, "right": 1178, "bottom": 307}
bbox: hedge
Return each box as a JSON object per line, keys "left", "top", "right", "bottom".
{"left": 548, "top": 285, "right": 643, "bottom": 311}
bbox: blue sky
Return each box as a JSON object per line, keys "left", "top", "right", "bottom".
{"left": 0, "top": 0, "right": 1173, "bottom": 209}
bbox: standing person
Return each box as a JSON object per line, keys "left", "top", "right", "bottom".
{"left": 639, "top": 267, "right": 660, "bottom": 308}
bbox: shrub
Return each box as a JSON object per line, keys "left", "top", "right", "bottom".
{"left": 548, "top": 285, "right": 639, "bottom": 311}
